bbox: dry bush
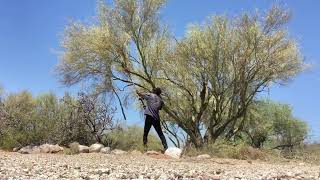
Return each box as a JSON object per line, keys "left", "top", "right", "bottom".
{"left": 68, "top": 142, "right": 80, "bottom": 154}
{"left": 238, "top": 146, "right": 267, "bottom": 160}
{"left": 184, "top": 140, "right": 268, "bottom": 160}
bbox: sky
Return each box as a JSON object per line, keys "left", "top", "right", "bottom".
{"left": 0, "top": 0, "right": 320, "bottom": 140}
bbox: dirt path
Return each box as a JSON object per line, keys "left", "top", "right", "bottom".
{"left": 0, "top": 151, "right": 319, "bottom": 179}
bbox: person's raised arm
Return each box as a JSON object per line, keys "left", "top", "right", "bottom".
{"left": 136, "top": 91, "right": 151, "bottom": 100}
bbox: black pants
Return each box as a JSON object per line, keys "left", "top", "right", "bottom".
{"left": 143, "top": 115, "right": 168, "bottom": 150}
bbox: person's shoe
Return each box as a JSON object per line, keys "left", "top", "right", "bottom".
{"left": 160, "top": 148, "right": 168, "bottom": 154}
{"left": 143, "top": 145, "right": 148, "bottom": 152}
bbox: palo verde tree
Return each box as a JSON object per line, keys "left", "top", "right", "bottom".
{"left": 158, "top": 6, "right": 305, "bottom": 147}
{"left": 57, "top": 0, "right": 305, "bottom": 148}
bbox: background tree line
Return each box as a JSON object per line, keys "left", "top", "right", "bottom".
{"left": 0, "top": 89, "right": 162, "bottom": 151}
{"left": 0, "top": 87, "right": 308, "bottom": 154}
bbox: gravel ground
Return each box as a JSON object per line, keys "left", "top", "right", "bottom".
{"left": 0, "top": 150, "right": 320, "bottom": 180}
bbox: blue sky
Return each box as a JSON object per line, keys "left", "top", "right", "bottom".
{"left": 0, "top": 0, "right": 319, "bottom": 140}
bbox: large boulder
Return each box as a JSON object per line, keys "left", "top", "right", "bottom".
{"left": 89, "top": 143, "right": 104, "bottom": 153}
{"left": 12, "top": 147, "right": 21, "bottom": 152}
{"left": 78, "top": 145, "right": 90, "bottom": 153}
{"left": 51, "top": 144, "right": 64, "bottom": 153}
{"left": 17, "top": 146, "right": 40, "bottom": 154}
{"left": 31, "top": 146, "right": 41, "bottom": 154}
{"left": 165, "top": 147, "right": 182, "bottom": 159}
{"left": 17, "top": 144, "right": 63, "bottom": 154}
{"left": 40, "top": 144, "right": 63, "bottom": 153}
{"left": 100, "top": 147, "right": 111, "bottom": 154}
{"left": 18, "top": 146, "right": 33, "bottom": 154}
{"left": 40, "top": 144, "right": 51, "bottom": 153}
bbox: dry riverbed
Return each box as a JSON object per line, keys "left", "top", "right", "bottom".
{"left": 0, "top": 150, "right": 319, "bottom": 180}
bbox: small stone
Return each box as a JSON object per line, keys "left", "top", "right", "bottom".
{"left": 286, "top": 172, "right": 293, "bottom": 177}
{"left": 94, "top": 168, "right": 110, "bottom": 175}
{"left": 212, "top": 175, "right": 221, "bottom": 180}
{"left": 197, "top": 154, "right": 211, "bottom": 160}
{"left": 111, "top": 149, "right": 127, "bottom": 155}
{"left": 145, "top": 151, "right": 162, "bottom": 156}
{"left": 18, "top": 146, "right": 33, "bottom": 154}
{"left": 100, "top": 147, "right": 111, "bottom": 154}
{"left": 12, "top": 147, "right": 20, "bottom": 152}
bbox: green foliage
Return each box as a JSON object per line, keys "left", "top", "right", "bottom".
{"left": 56, "top": 93, "right": 94, "bottom": 145}
{"left": 0, "top": 91, "right": 38, "bottom": 149}
{"left": 242, "top": 100, "right": 308, "bottom": 150}
{"left": 0, "top": 90, "right": 116, "bottom": 149}
{"left": 57, "top": 1, "right": 305, "bottom": 148}
{"left": 271, "top": 104, "right": 308, "bottom": 150}
{"left": 0, "top": 89, "right": 156, "bottom": 152}
{"left": 242, "top": 100, "right": 277, "bottom": 148}
{"left": 102, "top": 125, "right": 162, "bottom": 151}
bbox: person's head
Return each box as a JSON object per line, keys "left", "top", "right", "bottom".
{"left": 152, "top": 87, "right": 162, "bottom": 96}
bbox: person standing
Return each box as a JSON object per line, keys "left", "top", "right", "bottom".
{"left": 137, "top": 88, "right": 168, "bottom": 152}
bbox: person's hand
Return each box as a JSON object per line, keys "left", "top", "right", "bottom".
{"left": 136, "top": 91, "right": 141, "bottom": 96}
{"left": 123, "top": 67, "right": 130, "bottom": 73}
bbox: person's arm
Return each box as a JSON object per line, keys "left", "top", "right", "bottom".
{"left": 136, "top": 91, "right": 151, "bottom": 100}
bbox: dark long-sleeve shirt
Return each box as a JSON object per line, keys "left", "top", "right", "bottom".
{"left": 140, "top": 93, "right": 163, "bottom": 120}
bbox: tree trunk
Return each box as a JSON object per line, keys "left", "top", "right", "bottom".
{"left": 184, "top": 128, "right": 204, "bottom": 149}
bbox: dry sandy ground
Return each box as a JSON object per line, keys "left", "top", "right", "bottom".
{"left": 0, "top": 150, "right": 320, "bottom": 180}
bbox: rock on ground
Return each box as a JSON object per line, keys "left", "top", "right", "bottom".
{"left": 18, "top": 146, "right": 33, "bottom": 154}
{"left": 100, "top": 147, "right": 111, "bottom": 154}
{"left": 89, "top": 143, "right": 104, "bottom": 153}
{"left": 17, "top": 144, "right": 63, "bottom": 154}
{"left": 0, "top": 150, "right": 320, "bottom": 180}
{"left": 144, "top": 151, "right": 162, "bottom": 156}
{"left": 197, "top": 154, "right": 211, "bottom": 160}
{"left": 165, "top": 147, "right": 182, "bottom": 159}
{"left": 111, "top": 149, "right": 127, "bottom": 155}
{"left": 40, "top": 144, "right": 63, "bottom": 154}
{"left": 78, "top": 145, "right": 89, "bottom": 153}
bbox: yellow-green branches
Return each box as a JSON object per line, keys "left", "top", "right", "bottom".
{"left": 57, "top": 2, "right": 305, "bottom": 148}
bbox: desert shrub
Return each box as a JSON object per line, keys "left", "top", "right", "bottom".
{"left": 0, "top": 130, "right": 20, "bottom": 150}
{"left": 240, "top": 100, "right": 308, "bottom": 151}
{"left": 238, "top": 146, "right": 267, "bottom": 160}
{"left": 102, "top": 125, "right": 162, "bottom": 151}
{"left": 275, "top": 144, "right": 320, "bottom": 164}
{"left": 0, "top": 91, "right": 39, "bottom": 149}
{"left": 63, "top": 148, "right": 73, "bottom": 155}
{"left": 68, "top": 142, "right": 80, "bottom": 155}
{"left": 0, "top": 90, "right": 118, "bottom": 149}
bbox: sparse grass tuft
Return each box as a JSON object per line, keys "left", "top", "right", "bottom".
{"left": 68, "top": 142, "right": 80, "bottom": 155}
{"left": 184, "top": 140, "right": 268, "bottom": 160}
